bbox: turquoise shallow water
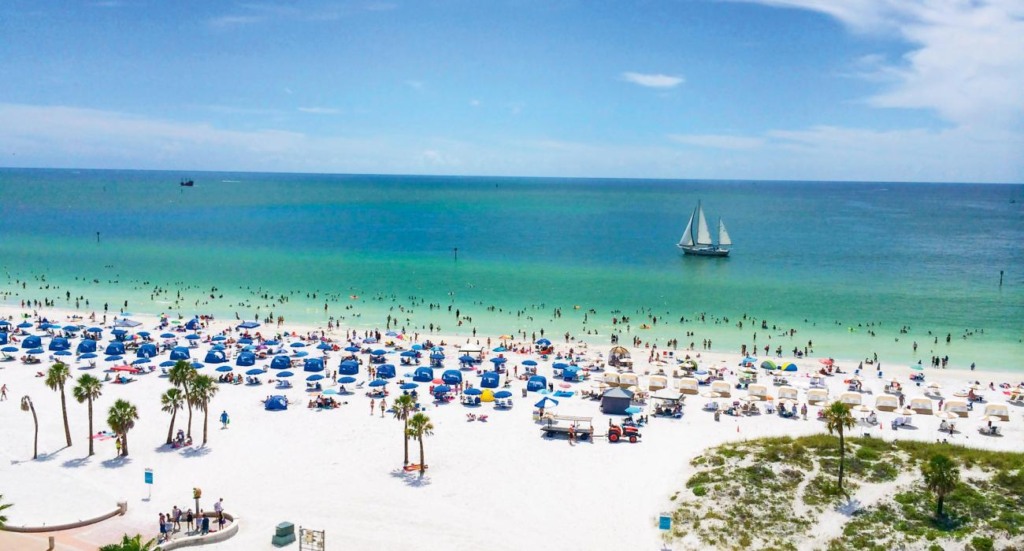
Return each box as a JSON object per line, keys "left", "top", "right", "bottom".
{"left": 0, "top": 168, "right": 1021, "bottom": 371}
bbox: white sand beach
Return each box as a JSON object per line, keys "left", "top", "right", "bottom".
{"left": 0, "top": 306, "right": 1021, "bottom": 550}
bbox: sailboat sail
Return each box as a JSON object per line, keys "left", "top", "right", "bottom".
{"left": 695, "top": 204, "right": 712, "bottom": 246}
{"left": 718, "top": 219, "right": 732, "bottom": 246}
{"left": 679, "top": 211, "right": 695, "bottom": 247}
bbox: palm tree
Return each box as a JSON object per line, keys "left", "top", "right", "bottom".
{"left": 823, "top": 401, "right": 856, "bottom": 494}
{"left": 922, "top": 454, "right": 960, "bottom": 519}
{"left": 188, "top": 374, "right": 219, "bottom": 446}
{"left": 0, "top": 494, "right": 12, "bottom": 529}
{"left": 98, "top": 533, "right": 157, "bottom": 551}
{"left": 406, "top": 412, "right": 434, "bottom": 476}
{"left": 107, "top": 399, "right": 139, "bottom": 457}
{"left": 45, "top": 361, "right": 73, "bottom": 447}
{"left": 160, "top": 388, "right": 185, "bottom": 445}
{"left": 20, "top": 396, "right": 38, "bottom": 459}
{"left": 168, "top": 360, "right": 196, "bottom": 438}
{"left": 72, "top": 374, "right": 103, "bottom": 456}
{"left": 392, "top": 394, "right": 417, "bottom": 465}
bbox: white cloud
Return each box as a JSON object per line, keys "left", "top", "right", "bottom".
{"left": 297, "top": 107, "right": 341, "bottom": 115}
{"left": 621, "top": 72, "right": 685, "bottom": 89}
{"left": 738, "top": 0, "right": 1024, "bottom": 132}
{"left": 669, "top": 134, "right": 765, "bottom": 150}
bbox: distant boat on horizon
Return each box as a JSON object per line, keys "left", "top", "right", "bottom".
{"left": 678, "top": 200, "right": 731, "bottom": 257}
{"left": 180, "top": 178, "right": 194, "bottom": 187}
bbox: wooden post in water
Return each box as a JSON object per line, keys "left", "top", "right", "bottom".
{"left": 453, "top": 247, "right": 458, "bottom": 262}
{"left": 999, "top": 270, "right": 1003, "bottom": 288}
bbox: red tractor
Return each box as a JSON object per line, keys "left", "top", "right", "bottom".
{"left": 607, "top": 422, "right": 641, "bottom": 443}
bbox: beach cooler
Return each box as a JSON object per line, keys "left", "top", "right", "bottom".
{"left": 273, "top": 521, "right": 296, "bottom": 546}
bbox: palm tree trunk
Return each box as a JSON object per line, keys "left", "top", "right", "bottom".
{"left": 403, "top": 418, "right": 409, "bottom": 465}
{"left": 418, "top": 435, "right": 425, "bottom": 476}
{"left": 121, "top": 432, "right": 129, "bottom": 456}
{"left": 936, "top": 495, "right": 944, "bottom": 518}
{"left": 166, "top": 409, "right": 177, "bottom": 445}
{"left": 30, "top": 404, "right": 38, "bottom": 460}
{"left": 185, "top": 384, "right": 193, "bottom": 438}
{"left": 87, "top": 399, "right": 94, "bottom": 456}
{"left": 838, "top": 431, "right": 846, "bottom": 493}
{"left": 202, "top": 408, "right": 209, "bottom": 445}
{"left": 60, "top": 387, "right": 71, "bottom": 447}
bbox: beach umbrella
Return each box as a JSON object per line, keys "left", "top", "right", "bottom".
{"left": 185, "top": 334, "right": 201, "bottom": 341}
{"left": 291, "top": 342, "right": 306, "bottom": 348}
{"left": 494, "top": 390, "right": 512, "bottom": 399}
{"left": 132, "top": 358, "right": 150, "bottom": 366}
{"left": 80, "top": 352, "right": 98, "bottom": 359}
{"left": 363, "top": 337, "right": 377, "bottom": 344}
{"left": 190, "top": 362, "right": 205, "bottom": 369}
{"left": 411, "top": 344, "right": 423, "bottom": 350}
{"left": 1, "top": 346, "right": 19, "bottom": 353}
{"left": 238, "top": 338, "right": 253, "bottom": 345}
{"left": 86, "top": 326, "right": 103, "bottom": 333}
{"left": 534, "top": 396, "right": 558, "bottom": 408}
{"left": 316, "top": 342, "right": 333, "bottom": 351}
{"left": 552, "top": 362, "right": 569, "bottom": 369}
{"left": 264, "top": 340, "right": 280, "bottom": 346}
{"left": 306, "top": 374, "right": 324, "bottom": 381}
{"left": 400, "top": 382, "right": 419, "bottom": 390}
{"left": 111, "top": 328, "right": 128, "bottom": 336}
{"left": 400, "top": 350, "right": 418, "bottom": 358}
{"left": 344, "top": 346, "right": 360, "bottom": 353}
{"left": 62, "top": 325, "right": 80, "bottom": 332}
{"left": 17, "top": 322, "right": 33, "bottom": 329}
{"left": 277, "top": 371, "right": 294, "bottom": 378}
{"left": 0, "top": 320, "right": 9, "bottom": 326}
{"left": 492, "top": 346, "right": 507, "bottom": 353}
{"left": 160, "top": 360, "right": 177, "bottom": 367}
{"left": 104, "top": 355, "right": 123, "bottom": 362}
{"left": 459, "top": 355, "right": 475, "bottom": 363}
{"left": 369, "top": 379, "right": 388, "bottom": 387}
{"left": 245, "top": 368, "right": 265, "bottom": 376}
{"left": 212, "top": 335, "right": 227, "bottom": 342}
{"left": 625, "top": 406, "right": 643, "bottom": 415}
{"left": 54, "top": 350, "right": 72, "bottom": 356}
{"left": 535, "top": 338, "right": 551, "bottom": 346}
{"left": 338, "top": 376, "right": 357, "bottom": 384}
{"left": 385, "top": 331, "right": 398, "bottom": 337}
{"left": 135, "top": 331, "right": 150, "bottom": 338}
{"left": 160, "top": 333, "right": 176, "bottom": 339}
{"left": 430, "top": 346, "right": 444, "bottom": 352}
{"left": 433, "top": 384, "right": 452, "bottom": 394}
{"left": 465, "top": 388, "right": 483, "bottom": 396}
{"left": 292, "top": 351, "right": 309, "bottom": 358}
{"left": 372, "top": 349, "right": 387, "bottom": 356}
{"left": 522, "top": 360, "right": 538, "bottom": 367}
{"left": 26, "top": 348, "right": 45, "bottom": 355}
{"left": 490, "top": 357, "right": 507, "bottom": 364}
{"left": 215, "top": 365, "right": 233, "bottom": 372}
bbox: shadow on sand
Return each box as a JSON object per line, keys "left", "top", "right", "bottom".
{"left": 62, "top": 455, "right": 93, "bottom": 469}
{"left": 102, "top": 456, "right": 133, "bottom": 469}
{"left": 390, "top": 468, "right": 431, "bottom": 487}
{"left": 182, "top": 445, "right": 212, "bottom": 458}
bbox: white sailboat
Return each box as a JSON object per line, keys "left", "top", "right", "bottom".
{"left": 678, "top": 201, "right": 731, "bottom": 257}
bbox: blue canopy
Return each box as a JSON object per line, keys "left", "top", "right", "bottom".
{"left": 339, "top": 360, "right": 359, "bottom": 376}
{"left": 369, "top": 379, "right": 388, "bottom": 387}
{"left": 400, "top": 382, "right": 419, "bottom": 390}
{"left": 490, "top": 357, "right": 507, "bottom": 364}
{"left": 80, "top": 352, "right": 98, "bottom": 359}
{"left": 306, "top": 374, "right": 324, "bottom": 381}
{"left": 465, "top": 387, "right": 482, "bottom": 396}
{"left": 204, "top": 350, "right": 228, "bottom": 364}
{"left": 481, "top": 371, "right": 500, "bottom": 389}
{"left": 522, "top": 360, "right": 538, "bottom": 367}
{"left": 236, "top": 352, "right": 257, "bottom": 367}
{"left": 169, "top": 347, "right": 191, "bottom": 360}
{"left": 441, "top": 369, "right": 462, "bottom": 385}
{"left": 48, "top": 337, "right": 71, "bottom": 351}
{"left": 527, "top": 375, "right": 547, "bottom": 392}
{"left": 265, "top": 395, "right": 288, "bottom": 411}
{"left": 277, "top": 370, "right": 294, "bottom": 378}
{"left": 76, "top": 339, "right": 97, "bottom": 354}
{"left": 303, "top": 358, "right": 325, "bottom": 372}
{"left": 136, "top": 343, "right": 158, "bottom": 358}
{"left": 0, "top": 333, "right": 6, "bottom": 345}
{"left": 534, "top": 396, "right": 559, "bottom": 408}
{"left": 215, "top": 365, "right": 233, "bottom": 372}
{"left": 413, "top": 367, "right": 434, "bottom": 382}
{"left": 494, "top": 390, "right": 513, "bottom": 399}
{"left": 400, "top": 350, "right": 419, "bottom": 358}
{"left": 185, "top": 318, "right": 201, "bottom": 330}
{"left": 104, "top": 341, "right": 126, "bottom": 355}
{"left": 433, "top": 385, "right": 452, "bottom": 394}
{"left": 185, "top": 334, "right": 201, "bottom": 340}
{"left": 21, "top": 335, "right": 42, "bottom": 349}
{"left": 535, "top": 338, "right": 551, "bottom": 346}
{"left": 237, "top": 321, "right": 261, "bottom": 329}
{"left": 270, "top": 355, "right": 292, "bottom": 370}
{"left": 562, "top": 366, "right": 580, "bottom": 380}
{"left": 160, "top": 360, "right": 177, "bottom": 367}
{"left": 338, "top": 376, "right": 357, "bottom": 384}
{"left": 245, "top": 368, "right": 264, "bottom": 376}
{"left": 376, "top": 364, "right": 396, "bottom": 379}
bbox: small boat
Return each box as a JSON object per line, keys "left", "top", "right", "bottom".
{"left": 678, "top": 200, "right": 731, "bottom": 257}
{"left": 179, "top": 179, "right": 194, "bottom": 187}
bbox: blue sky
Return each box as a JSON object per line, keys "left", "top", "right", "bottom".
{"left": 0, "top": 0, "right": 1021, "bottom": 182}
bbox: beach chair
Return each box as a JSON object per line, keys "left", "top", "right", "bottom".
{"left": 477, "top": 415, "right": 488, "bottom": 422}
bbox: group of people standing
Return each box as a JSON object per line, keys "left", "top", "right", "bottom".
{"left": 158, "top": 498, "right": 226, "bottom": 542}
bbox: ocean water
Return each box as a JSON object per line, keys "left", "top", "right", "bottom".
{"left": 0, "top": 168, "right": 1021, "bottom": 371}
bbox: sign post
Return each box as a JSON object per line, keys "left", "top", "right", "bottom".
{"left": 144, "top": 468, "right": 153, "bottom": 500}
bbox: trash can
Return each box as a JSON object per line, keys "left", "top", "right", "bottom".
{"left": 521, "top": 388, "right": 527, "bottom": 398}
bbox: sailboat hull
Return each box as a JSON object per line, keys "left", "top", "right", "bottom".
{"left": 678, "top": 245, "right": 730, "bottom": 257}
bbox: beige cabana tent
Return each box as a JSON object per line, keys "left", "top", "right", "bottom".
{"left": 619, "top": 372, "right": 639, "bottom": 388}
{"left": 777, "top": 386, "right": 798, "bottom": 401}
{"left": 747, "top": 384, "right": 769, "bottom": 401}
{"left": 711, "top": 380, "right": 732, "bottom": 397}
{"left": 609, "top": 346, "right": 631, "bottom": 367}
{"left": 807, "top": 388, "right": 829, "bottom": 404}
{"left": 874, "top": 394, "right": 899, "bottom": 412}
{"left": 839, "top": 392, "right": 862, "bottom": 406}
{"left": 677, "top": 377, "right": 699, "bottom": 395}
{"left": 983, "top": 403, "right": 1010, "bottom": 421}
{"left": 944, "top": 399, "right": 970, "bottom": 417}
{"left": 908, "top": 396, "right": 934, "bottom": 415}
{"left": 603, "top": 372, "right": 620, "bottom": 387}
{"left": 648, "top": 375, "right": 668, "bottom": 391}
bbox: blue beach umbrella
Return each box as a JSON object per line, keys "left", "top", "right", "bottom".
{"left": 160, "top": 333, "right": 176, "bottom": 339}
{"left": 385, "top": 331, "right": 398, "bottom": 337}
{"left": 293, "top": 351, "right": 309, "bottom": 358}
{"left": 132, "top": 358, "right": 150, "bottom": 365}
{"left": 465, "top": 387, "right": 483, "bottom": 396}
{"left": 160, "top": 360, "right": 177, "bottom": 367}
{"left": 372, "top": 349, "right": 387, "bottom": 356}
{"left": 344, "top": 346, "right": 360, "bottom": 353}
{"left": 63, "top": 325, "right": 81, "bottom": 332}
{"left": 368, "top": 379, "right": 388, "bottom": 387}
{"left": 238, "top": 338, "right": 253, "bottom": 345}
{"left": 2, "top": 346, "right": 19, "bottom": 353}
{"left": 17, "top": 322, "right": 33, "bottom": 329}
{"left": 338, "top": 376, "right": 357, "bottom": 384}
{"left": 54, "top": 350, "right": 73, "bottom": 356}
{"left": 535, "top": 338, "right": 551, "bottom": 346}
{"left": 264, "top": 340, "right": 280, "bottom": 346}
{"left": 411, "top": 344, "right": 423, "bottom": 350}
{"left": 104, "top": 355, "right": 123, "bottom": 362}
{"left": 137, "top": 331, "right": 151, "bottom": 338}
{"left": 316, "top": 342, "right": 333, "bottom": 350}
{"left": 210, "top": 344, "right": 226, "bottom": 351}
{"left": 553, "top": 362, "right": 569, "bottom": 369}
{"left": 27, "top": 348, "right": 45, "bottom": 355}
{"left": 433, "top": 385, "right": 451, "bottom": 394}
{"left": 459, "top": 355, "right": 475, "bottom": 363}
{"left": 494, "top": 390, "right": 513, "bottom": 399}
{"left": 400, "top": 382, "right": 419, "bottom": 390}
{"left": 80, "top": 352, "right": 98, "bottom": 359}
{"left": 215, "top": 365, "right": 233, "bottom": 373}
{"left": 492, "top": 347, "right": 507, "bottom": 352}
{"left": 306, "top": 374, "right": 324, "bottom": 381}
{"left": 534, "top": 397, "right": 559, "bottom": 408}
{"left": 363, "top": 337, "right": 377, "bottom": 344}
{"left": 625, "top": 406, "right": 643, "bottom": 415}
{"left": 185, "top": 334, "right": 201, "bottom": 341}
{"left": 522, "top": 360, "right": 538, "bottom": 367}
{"left": 400, "top": 350, "right": 418, "bottom": 358}
{"left": 277, "top": 370, "right": 294, "bottom": 378}
{"left": 290, "top": 342, "right": 306, "bottom": 348}
{"left": 245, "top": 368, "right": 265, "bottom": 376}
{"left": 490, "top": 357, "right": 507, "bottom": 365}
{"left": 190, "top": 362, "right": 205, "bottom": 369}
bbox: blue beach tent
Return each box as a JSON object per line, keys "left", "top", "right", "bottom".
{"left": 303, "top": 358, "right": 325, "bottom": 372}
{"left": 48, "top": 337, "right": 71, "bottom": 351}
{"left": 235, "top": 352, "right": 257, "bottom": 367}
{"left": 265, "top": 395, "right": 288, "bottom": 411}
{"left": 441, "top": 369, "right": 462, "bottom": 385}
{"left": 527, "top": 375, "right": 547, "bottom": 392}
{"left": 339, "top": 360, "right": 359, "bottom": 376}
{"left": 413, "top": 367, "right": 434, "bottom": 382}
{"left": 204, "top": 350, "right": 228, "bottom": 364}
{"left": 376, "top": 364, "right": 396, "bottom": 379}
{"left": 481, "top": 371, "right": 500, "bottom": 389}
{"left": 169, "top": 347, "right": 190, "bottom": 360}
{"left": 21, "top": 335, "right": 42, "bottom": 349}
{"left": 76, "top": 339, "right": 97, "bottom": 354}
{"left": 104, "top": 341, "right": 125, "bottom": 355}
{"left": 270, "top": 355, "right": 292, "bottom": 370}
{"left": 136, "top": 343, "right": 158, "bottom": 358}
{"left": 185, "top": 318, "right": 201, "bottom": 331}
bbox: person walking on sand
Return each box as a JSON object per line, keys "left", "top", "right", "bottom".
{"left": 115, "top": 437, "right": 122, "bottom": 457}
{"left": 380, "top": 398, "right": 387, "bottom": 417}
{"left": 219, "top": 410, "right": 230, "bottom": 429}
{"left": 370, "top": 398, "right": 375, "bottom": 416}
{"left": 1, "top": 383, "right": 7, "bottom": 400}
